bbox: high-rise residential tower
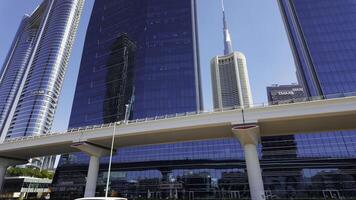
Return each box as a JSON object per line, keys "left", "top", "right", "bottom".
{"left": 0, "top": 0, "right": 84, "bottom": 141}
{"left": 211, "top": 0, "right": 253, "bottom": 109}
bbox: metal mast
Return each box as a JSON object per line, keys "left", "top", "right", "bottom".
{"left": 222, "top": 0, "right": 233, "bottom": 55}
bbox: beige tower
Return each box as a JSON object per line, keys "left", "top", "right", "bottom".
{"left": 211, "top": 1, "right": 253, "bottom": 109}
{"left": 211, "top": 52, "right": 253, "bottom": 109}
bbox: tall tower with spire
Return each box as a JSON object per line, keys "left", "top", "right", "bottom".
{"left": 211, "top": 0, "right": 253, "bottom": 109}
{"left": 222, "top": 0, "right": 233, "bottom": 55}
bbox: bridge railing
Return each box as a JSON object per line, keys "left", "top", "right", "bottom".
{"left": 3, "top": 92, "right": 356, "bottom": 144}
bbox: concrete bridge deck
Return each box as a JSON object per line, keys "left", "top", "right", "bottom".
{"left": 1, "top": 96, "right": 356, "bottom": 160}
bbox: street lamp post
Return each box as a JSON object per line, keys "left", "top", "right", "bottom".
{"left": 105, "top": 104, "right": 130, "bottom": 198}
{"left": 105, "top": 122, "right": 116, "bottom": 198}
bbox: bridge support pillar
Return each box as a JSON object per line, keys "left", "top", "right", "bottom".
{"left": 71, "top": 142, "right": 111, "bottom": 197}
{"left": 86, "top": 155, "right": 100, "bottom": 197}
{"left": 232, "top": 125, "right": 265, "bottom": 200}
{"left": 0, "top": 158, "right": 26, "bottom": 193}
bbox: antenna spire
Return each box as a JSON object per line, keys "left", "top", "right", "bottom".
{"left": 222, "top": 0, "right": 233, "bottom": 55}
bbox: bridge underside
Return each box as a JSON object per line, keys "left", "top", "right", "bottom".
{"left": 258, "top": 110, "right": 356, "bottom": 136}
{"left": 1, "top": 97, "right": 356, "bottom": 200}
{"left": 1, "top": 110, "right": 356, "bottom": 160}
{"left": 1, "top": 97, "right": 356, "bottom": 160}
{"left": 0, "top": 124, "right": 234, "bottom": 160}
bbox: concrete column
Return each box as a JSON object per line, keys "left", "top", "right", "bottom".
{"left": 71, "top": 142, "right": 111, "bottom": 198}
{"left": 0, "top": 158, "right": 26, "bottom": 193}
{"left": 85, "top": 155, "right": 100, "bottom": 197}
{"left": 232, "top": 125, "right": 265, "bottom": 200}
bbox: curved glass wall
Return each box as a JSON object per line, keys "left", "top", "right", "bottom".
{"left": 0, "top": 17, "right": 36, "bottom": 137}
{"left": 2, "top": 0, "right": 84, "bottom": 139}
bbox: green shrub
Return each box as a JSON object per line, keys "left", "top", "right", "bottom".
{"left": 7, "top": 167, "right": 54, "bottom": 179}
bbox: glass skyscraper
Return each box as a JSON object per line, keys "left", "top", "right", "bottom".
{"left": 276, "top": 0, "right": 356, "bottom": 199}
{"left": 51, "top": 0, "right": 356, "bottom": 199}
{"left": 278, "top": 0, "right": 356, "bottom": 97}
{"left": 67, "top": 0, "right": 203, "bottom": 130}
{"left": 52, "top": 0, "right": 212, "bottom": 199}
{"left": 0, "top": 0, "right": 84, "bottom": 141}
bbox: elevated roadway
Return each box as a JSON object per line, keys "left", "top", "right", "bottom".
{"left": 0, "top": 96, "right": 355, "bottom": 160}
{"left": 1, "top": 96, "right": 356, "bottom": 199}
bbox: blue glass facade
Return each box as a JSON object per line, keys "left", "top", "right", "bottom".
{"left": 67, "top": 0, "right": 202, "bottom": 129}
{"left": 0, "top": 0, "right": 84, "bottom": 140}
{"left": 277, "top": 0, "right": 356, "bottom": 199}
{"left": 51, "top": 0, "right": 356, "bottom": 199}
{"left": 53, "top": 132, "right": 356, "bottom": 199}
{"left": 279, "top": 0, "right": 356, "bottom": 97}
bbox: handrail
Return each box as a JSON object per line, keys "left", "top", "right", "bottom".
{"left": 3, "top": 93, "right": 356, "bottom": 144}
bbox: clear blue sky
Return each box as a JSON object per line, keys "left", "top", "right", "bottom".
{"left": 0, "top": 0, "right": 297, "bottom": 132}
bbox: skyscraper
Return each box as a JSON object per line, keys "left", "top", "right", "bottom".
{"left": 211, "top": 0, "right": 253, "bottom": 109}
{"left": 0, "top": 0, "right": 84, "bottom": 141}
{"left": 278, "top": 0, "right": 356, "bottom": 97}
{"left": 52, "top": 0, "right": 210, "bottom": 199}
{"left": 274, "top": 1, "right": 356, "bottom": 199}
{"left": 67, "top": 0, "right": 203, "bottom": 142}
